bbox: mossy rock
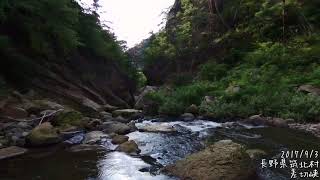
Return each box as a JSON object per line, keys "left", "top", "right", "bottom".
{"left": 26, "top": 122, "right": 61, "bottom": 146}
{"left": 53, "top": 110, "right": 86, "bottom": 128}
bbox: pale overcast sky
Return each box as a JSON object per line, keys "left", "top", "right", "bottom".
{"left": 79, "top": 0, "right": 175, "bottom": 48}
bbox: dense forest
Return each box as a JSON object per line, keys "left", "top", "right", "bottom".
{"left": 134, "top": 0, "right": 320, "bottom": 122}
{"left": 0, "top": 0, "right": 138, "bottom": 108}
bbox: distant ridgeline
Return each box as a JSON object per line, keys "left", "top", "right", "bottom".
{"left": 134, "top": 0, "right": 320, "bottom": 121}
{"left": 0, "top": 0, "right": 137, "bottom": 108}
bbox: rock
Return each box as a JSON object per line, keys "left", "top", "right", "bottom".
{"left": 116, "top": 140, "right": 141, "bottom": 154}
{"left": 185, "top": 104, "right": 199, "bottom": 114}
{"left": 298, "top": 85, "right": 320, "bottom": 96}
{"left": 180, "top": 113, "right": 195, "bottom": 121}
{"left": 100, "top": 111, "right": 113, "bottom": 121}
{"left": 289, "top": 123, "right": 320, "bottom": 138}
{"left": 246, "top": 149, "right": 267, "bottom": 160}
{"left": 26, "top": 122, "right": 61, "bottom": 146}
{"left": 226, "top": 85, "right": 241, "bottom": 94}
{"left": 0, "top": 146, "right": 28, "bottom": 160}
{"left": 243, "top": 115, "right": 267, "bottom": 126}
{"left": 0, "top": 106, "right": 28, "bottom": 119}
{"left": 138, "top": 124, "right": 176, "bottom": 133}
{"left": 52, "top": 110, "right": 85, "bottom": 127}
{"left": 134, "top": 86, "right": 158, "bottom": 109}
{"left": 102, "top": 104, "right": 119, "bottom": 112}
{"left": 69, "top": 144, "right": 104, "bottom": 152}
{"left": 99, "top": 121, "right": 132, "bottom": 135}
{"left": 112, "top": 109, "right": 142, "bottom": 119}
{"left": 204, "top": 96, "right": 215, "bottom": 103}
{"left": 127, "top": 121, "right": 138, "bottom": 132}
{"left": 111, "top": 135, "right": 129, "bottom": 144}
{"left": 81, "top": 98, "right": 102, "bottom": 113}
{"left": 16, "top": 122, "right": 32, "bottom": 129}
{"left": 64, "top": 133, "right": 85, "bottom": 145}
{"left": 86, "top": 119, "right": 103, "bottom": 130}
{"left": 244, "top": 115, "right": 289, "bottom": 128}
{"left": 114, "top": 116, "right": 131, "bottom": 124}
{"left": 269, "top": 118, "right": 289, "bottom": 128}
{"left": 83, "top": 131, "right": 108, "bottom": 144}
{"left": 164, "top": 140, "right": 255, "bottom": 180}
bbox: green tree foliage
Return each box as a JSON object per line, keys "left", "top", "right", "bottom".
{"left": 143, "top": 0, "right": 320, "bottom": 122}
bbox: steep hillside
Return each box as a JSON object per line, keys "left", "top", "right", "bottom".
{"left": 139, "top": 0, "right": 320, "bottom": 121}
{"left": 0, "top": 0, "right": 137, "bottom": 109}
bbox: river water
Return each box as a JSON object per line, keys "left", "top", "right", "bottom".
{"left": 1, "top": 118, "right": 319, "bottom": 180}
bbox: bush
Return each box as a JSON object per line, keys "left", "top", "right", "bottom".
{"left": 199, "top": 62, "right": 228, "bottom": 81}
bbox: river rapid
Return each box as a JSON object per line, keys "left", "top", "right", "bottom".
{"left": 1, "top": 118, "right": 320, "bottom": 180}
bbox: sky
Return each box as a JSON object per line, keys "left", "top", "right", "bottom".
{"left": 79, "top": 0, "right": 175, "bottom": 48}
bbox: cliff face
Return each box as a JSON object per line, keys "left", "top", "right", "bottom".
{"left": 0, "top": 0, "right": 136, "bottom": 109}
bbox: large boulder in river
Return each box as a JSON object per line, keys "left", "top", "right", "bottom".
{"left": 116, "top": 140, "right": 141, "bottom": 154}
{"left": 26, "top": 122, "right": 62, "bottom": 146}
{"left": 83, "top": 131, "right": 108, "bottom": 144}
{"left": 164, "top": 140, "right": 255, "bottom": 180}
{"left": 99, "top": 121, "right": 132, "bottom": 135}
{"left": 111, "top": 135, "right": 129, "bottom": 144}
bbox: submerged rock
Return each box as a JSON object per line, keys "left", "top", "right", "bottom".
{"left": 116, "top": 140, "right": 141, "bottom": 154}
{"left": 0, "top": 146, "right": 28, "bottom": 160}
{"left": 164, "top": 140, "right": 255, "bottom": 180}
{"left": 26, "top": 122, "right": 61, "bottom": 146}
{"left": 69, "top": 144, "right": 104, "bottom": 152}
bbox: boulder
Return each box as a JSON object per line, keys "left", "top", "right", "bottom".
{"left": 0, "top": 146, "right": 28, "bottom": 160}
{"left": 180, "top": 113, "right": 195, "bottom": 121}
{"left": 226, "top": 85, "right": 241, "bottom": 94}
{"left": 243, "top": 115, "right": 267, "bottom": 126}
{"left": 185, "top": 104, "right": 199, "bottom": 114}
{"left": 99, "top": 121, "right": 132, "bottom": 135}
{"left": 116, "top": 140, "right": 141, "bottom": 154}
{"left": 83, "top": 131, "right": 108, "bottom": 144}
{"left": 111, "top": 135, "right": 129, "bottom": 144}
{"left": 26, "top": 122, "right": 61, "bottom": 146}
{"left": 0, "top": 106, "right": 28, "bottom": 119}
{"left": 135, "top": 86, "right": 158, "bottom": 109}
{"left": 113, "top": 116, "right": 131, "bottom": 124}
{"left": 204, "top": 96, "right": 215, "bottom": 104}
{"left": 112, "top": 109, "right": 142, "bottom": 119}
{"left": 246, "top": 149, "right": 267, "bottom": 160}
{"left": 164, "top": 140, "right": 255, "bottom": 180}
{"left": 86, "top": 119, "right": 103, "bottom": 130}
{"left": 269, "top": 118, "right": 289, "bottom": 128}
{"left": 298, "top": 85, "right": 320, "bottom": 96}
{"left": 52, "top": 110, "right": 86, "bottom": 128}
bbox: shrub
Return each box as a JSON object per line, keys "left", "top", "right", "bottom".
{"left": 199, "top": 62, "right": 228, "bottom": 81}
